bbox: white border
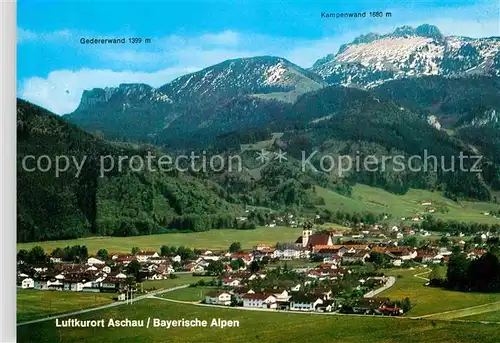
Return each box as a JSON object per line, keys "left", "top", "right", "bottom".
{"left": 0, "top": 1, "right": 17, "bottom": 342}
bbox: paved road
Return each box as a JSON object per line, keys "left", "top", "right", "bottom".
{"left": 17, "top": 284, "right": 190, "bottom": 327}
{"left": 363, "top": 276, "right": 396, "bottom": 298}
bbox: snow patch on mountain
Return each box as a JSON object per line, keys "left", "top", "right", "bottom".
{"left": 311, "top": 25, "right": 500, "bottom": 87}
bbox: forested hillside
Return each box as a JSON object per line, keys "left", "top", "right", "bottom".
{"left": 17, "top": 99, "right": 241, "bottom": 242}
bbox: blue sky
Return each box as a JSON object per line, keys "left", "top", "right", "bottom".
{"left": 18, "top": 0, "right": 499, "bottom": 114}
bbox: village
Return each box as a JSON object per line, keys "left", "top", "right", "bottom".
{"left": 17, "top": 218, "right": 496, "bottom": 316}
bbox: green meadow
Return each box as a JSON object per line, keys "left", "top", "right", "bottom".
{"left": 17, "top": 289, "right": 115, "bottom": 323}
{"left": 317, "top": 184, "right": 499, "bottom": 224}
{"left": 17, "top": 299, "right": 500, "bottom": 343}
{"left": 380, "top": 268, "right": 500, "bottom": 317}
{"left": 17, "top": 226, "right": 304, "bottom": 254}
{"left": 161, "top": 286, "right": 218, "bottom": 302}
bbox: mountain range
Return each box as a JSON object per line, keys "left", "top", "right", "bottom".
{"left": 66, "top": 25, "right": 499, "bottom": 145}
{"left": 18, "top": 24, "right": 500, "bottom": 242}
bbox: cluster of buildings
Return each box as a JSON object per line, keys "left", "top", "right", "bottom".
{"left": 17, "top": 251, "right": 175, "bottom": 295}
{"left": 202, "top": 259, "right": 390, "bottom": 313}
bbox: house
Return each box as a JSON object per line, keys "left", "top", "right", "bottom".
{"left": 205, "top": 291, "right": 232, "bottom": 306}
{"left": 271, "top": 289, "right": 290, "bottom": 303}
{"left": 233, "top": 288, "right": 255, "bottom": 302}
{"left": 231, "top": 254, "right": 253, "bottom": 264}
{"left": 117, "top": 257, "right": 136, "bottom": 266}
{"left": 63, "top": 278, "right": 85, "bottom": 292}
{"left": 101, "top": 266, "right": 112, "bottom": 274}
{"left": 312, "top": 245, "right": 343, "bottom": 259}
{"left": 415, "top": 251, "right": 436, "bottom": 263}
{"left": 312, "top": 288, "right": 333, "bottom": 300}
{"left": 87, "top": 257, "right": 105, "bottom": 265}
{"left": 316, "top": 300, "right": 335, "bottom": 312}
{"left": 352, "top": 297, "right": 390, "bottom": 314}
{"left": 34, "top": 276, "right": 51, "bottom": 290}
{"left": 222, "top": 278, "right": 241, "bottom": 287}
{"left": 100, "top": 277, "right": 125, "bottom": 292}
{"left": 289, "top": 293, "right": 324, "bottom": 311}
{"left": 21, "top": 278, "right": 34, "bottom": 289}
{"left": 136, "top": 251, "right": 159, "bottom": 262}
{"left": 342, "top": 251, "right": 370, "bottom": 264}
{"left": 241, "top": 293, "right": 277, "bottom": 309}
{"left": 189, "top": 264, "right": 206, "bottom": 274}
{"left": 172, "top": 255, "right": 182, "bottom": 263}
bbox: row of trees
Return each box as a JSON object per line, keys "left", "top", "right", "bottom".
{"left": 430, "top": 247, "right": 500, "bottom": 292}
{"left": 17, "top": 245, "right": 89, "bottom": 264}
{"left": 421, "top": 216, "right": 500, "bottom": 234}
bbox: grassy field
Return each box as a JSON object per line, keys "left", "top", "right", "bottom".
{"left": 459, "top": 310, "right": 500, "bottom": 322}
{"left": 142, "top": 275, "right": 214, "bottom": 291}
{"left": 17, "top": 226, "right": 304, "bottom": 254}
{"left": 17, "top": 299, "right": 500, "bottom": 343}
{"left": 424, "top": 302, "right": 500, "bottom": 320}
{"left": 317, "top": 184, "right": 500, "bottom": 224}
{"left": 161, "top": 286, "right": 218, "bottom": 302}
{"left": 17, "top": 289, "right": 115, "bottom": 323}
{"left": 380, "top": 268, "right": 500, "bottom": 317}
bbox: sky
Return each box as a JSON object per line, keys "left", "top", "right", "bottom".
{"left": 17, "top": 0, "right": 500, "bottom": 115}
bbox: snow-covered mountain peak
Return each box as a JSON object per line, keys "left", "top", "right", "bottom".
{"left": 311, "top": 24, "right": 499, "bottom": 87}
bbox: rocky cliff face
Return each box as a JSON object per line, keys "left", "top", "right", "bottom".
{"left": 311, "top": 24, "right": 500, "bottom": 87}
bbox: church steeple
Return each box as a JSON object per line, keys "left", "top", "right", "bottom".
{"left": 301, "top": 220, "right": 313, "bottom": 248}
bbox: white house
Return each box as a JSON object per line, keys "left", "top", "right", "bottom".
{"left": 172, "top": 255, "right": 181, "bottom": 263}
{"left": 272, "top": 290, "right": 290, "bottom": 302}
{"left": 205, "top": 291, "right": 232, "bottom": 306}
{"left": 101, "top": 266, "right": 112, "bottom": 274}
{"left": 136, "top": 251, "right": 159, "bottom": 262}
{"left": 222, "top": 278, "right": 241, "bottom": 287}
{"left": 87, "top": 257, "right": 105, "bottom": 265}
{"left": 242, "top": 293, "right": 277, "bottom": 309}
{"left": 290, "top": 294, "right": 324, "bottom": 311}
{"left": 21, "top": 278, "right": 34, "bottom": 289}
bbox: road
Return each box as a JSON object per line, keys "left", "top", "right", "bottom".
{"left": 363, "top": 276, "right": 396, "bottom": 298}
{"left": 17, "top": 284, "right": 190, "bottom": 327}
{"left": 413, "top": 268, "right": 432, "bottom": 281}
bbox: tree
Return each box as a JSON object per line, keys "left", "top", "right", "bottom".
{"left": 229, "top": 258, "right": 245, "bottom": 271}
{"left": 229, "top": 242, "right": 242, "bottom": 253}
{"left": 206, "top": 260, "right": 224, "bottom": 276}
{"left": 368, "top": 252, "right": 390, "bottom": 267}
{"left": 250, "top": 260, "right": 260, "bottom": 273}
{"left": 401, "top": 297, "right": 411, "bottom": 313}
{"left": 17, "top": 249, "right": 29, "bottom": 263}
{"left": 176, "top": 246, "right": 194, "bottom": 260}
{"left": 402, "top": 236, "right": 418, "bottom": 247}
{"left": 473, "top": 235, "right": 483, "bottom": 244}
{"left": 160, "top": 245, "right": 172, "bottom": 257}
{"left": 131, "top": 247, "right": 140, "bottom": 255}
{"left": 439, "top": 236, "right": 450, "bottom": 247}
{"left": 28, "top": 246, "right": 48, "bottom": 264}
{"left": 126, "top": 260, "right": 142, "bottom": 280}
{"left": 446, "top": 251, "right": 470, "bottom": 290}
{"left": 96, "top": 249, "right": 109, "bottom": 260}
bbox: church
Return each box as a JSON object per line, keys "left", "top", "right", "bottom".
{"left": 295, "top": 221, "right": 333, "bottom": 249}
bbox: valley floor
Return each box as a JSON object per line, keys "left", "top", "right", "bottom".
{"left": 16, "top": 270, "right": 500, "bottom": 343}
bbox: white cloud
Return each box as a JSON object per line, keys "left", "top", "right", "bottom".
{"left": 200, "top": 30, "right": 241, "bottom": 46}
{"left": 19, "top": 67, "right": 196, "bottom": 114}
{"left": 17, "top": 27, "right": 72, "bottom": 43}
